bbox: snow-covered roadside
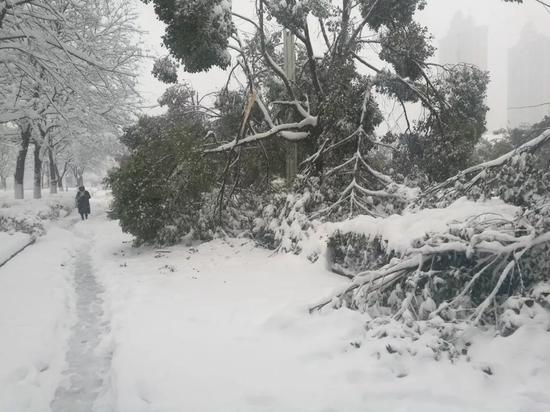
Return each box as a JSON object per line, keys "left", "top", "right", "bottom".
{"left": 85, "top": 194, "right": 550, "bottom": 412}
{"left": 0, "top": 191, "right": 74, "bottom": 217}
{"left": 90, "top": 218, "right": 359, "bottom": 412}
{"left": 0, "top": 231, "right": 32, "bottom": 265}
{"left": 0, "top": 191, "right": 74, "bottom": 236}
{"left": 0, "top": 225, "right": 78, "bottom": 411}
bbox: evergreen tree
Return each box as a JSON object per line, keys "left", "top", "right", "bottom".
{"left": 144, "top": 0, "right": 494, "bottom": 216}
{"left": 107, "top": 87, "right": 216, "bottom": 245}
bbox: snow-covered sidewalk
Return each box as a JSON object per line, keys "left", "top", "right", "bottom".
{"left": 0, "top": 223, "right": 78, "bottom": 411}
{"left": 50, "top": 242, "right": 112, "bottom": 412}
{"left": 1, "top": 195, "right": 549, "bottom": 412}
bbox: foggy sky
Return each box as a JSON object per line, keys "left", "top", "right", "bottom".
{"left": 134, "top": 0, "right": 550, "bottom": 131}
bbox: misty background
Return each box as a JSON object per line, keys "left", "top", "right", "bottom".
{"left": 134, "top": 0, "right": 550, "bottom": 132}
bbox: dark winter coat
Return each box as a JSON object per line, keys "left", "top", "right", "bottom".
{"left": 76, "top": 190, "right": 91, "bottom": 214}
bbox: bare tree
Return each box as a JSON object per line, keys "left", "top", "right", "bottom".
{"left": 1, "top": 0, "right": 143, "bottom": 198}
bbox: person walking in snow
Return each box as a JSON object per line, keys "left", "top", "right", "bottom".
{"left": 75, "top": 186, "right": 91, "bottom": 220}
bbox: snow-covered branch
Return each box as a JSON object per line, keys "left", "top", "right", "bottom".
{"left": 311, "top": 212, "right": 550, "bottom": 322}
{"left": 205, "top": 114, "right": 317, "bottom": 153}
{"left": 418, "top": 129, "right": 550, "bottom": 208}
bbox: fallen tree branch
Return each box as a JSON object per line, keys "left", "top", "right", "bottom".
{"left": 310, "top": 214, "right": 550, "bottom": 326}
{"left": 418, "top": 129, "right": 550, "bottom": 207}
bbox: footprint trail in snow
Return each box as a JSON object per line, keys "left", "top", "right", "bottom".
{"left": 50, "top": 238, "right": 112, "bottom": 412}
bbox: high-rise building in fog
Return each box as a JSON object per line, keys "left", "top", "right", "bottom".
{"left": 439, "top": 12, "right": 488, "bottom": 70}
{"left": 507, "top": 25, "right": 550, "bottom": 128}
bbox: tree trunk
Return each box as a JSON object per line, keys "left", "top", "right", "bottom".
{"left": 14, "top": 124, "right": 31, "bottom": 199}
{"left": 283, "top": 30, "right": 297, "bottom": 183}
{"left": 0, "top": 176, "right": 6, "bottom": 191}
{"left": 48, "top": 149, "right": 58, "bottom": 194}
{"left": 73, "top": 165, "right": 84, "bottom": 187}
{"left": 55, "top": 162, "right": 64, "bottom": 190}
{"left": 42, "top": 161, "right": 48, "bottom": 189}
{"left": 33, "top": 143, "right": 42, "bottom": 199}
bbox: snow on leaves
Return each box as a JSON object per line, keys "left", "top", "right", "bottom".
{"left": 143, "top": 0, "right": 233, "bottom": 72}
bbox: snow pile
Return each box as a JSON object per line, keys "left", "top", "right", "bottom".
{"left": 327, "top": 197, "right": 519, "bottom": 255}
{"left": 0, "top": 192, "right": 75, "bottom": 235}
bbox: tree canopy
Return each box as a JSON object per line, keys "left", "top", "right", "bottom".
{"left": 144, "top": 0, "right": 493, "bottom": 221}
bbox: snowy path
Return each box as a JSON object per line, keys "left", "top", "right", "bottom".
{"left": 0, "top": 204, "right": 114, "bottom": 412}
{"left": 50, "top": 245, "right": 112, "bottom": 412}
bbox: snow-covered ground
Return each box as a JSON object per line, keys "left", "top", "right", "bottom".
{"left": 0, "top": 190, "right": 74, "bottom": 237}
{"left": 0, "top": 231, "right": 32, "bottom": 266}
{"left": 1, "top": 192, "right": 549, "bottom": 412}
{"left": 0, "top": 222, "right": 79, "bottom": 411}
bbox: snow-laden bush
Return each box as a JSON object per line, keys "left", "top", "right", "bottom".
{"left": 327, "top": 232, "right": 392, "bottom": 278}
{"left": 250, "top": 173, "right": 414, "bottom": 258}
{"left": 0, "top": 213, "right": 44, "bottom": 236}
{"left": 499, "top": 284, "right": 550, "bottom": 337}
{"left": 252, "top": 176, "right": 324, "bottom": 257}
{"left": 0, "top": 195, "right": 73, "bottom": 236}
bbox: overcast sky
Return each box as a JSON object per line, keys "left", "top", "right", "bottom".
{"left": 134, "top": 0, "right": 550, "bottom": 131}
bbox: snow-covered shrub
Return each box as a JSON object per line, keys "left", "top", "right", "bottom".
{"left": 499, "top": 284, "right": 550, "bottom": 337}
{"left": 0, "top": 213, "right": 45, "bottom": 236}
{"left": 252, "top": 175, "right": 324, "bottom": 256}
{"left": 222, "top": 193, "right": 262, "bottom": 237}
{"left": 0, "top": 195, "right": 73, "bottom": 236}
{"left": 327, "top": 232, "right": 393, "bottom": 277}
{"left": 360, "top": 317, "right": 467, "bottom": 362}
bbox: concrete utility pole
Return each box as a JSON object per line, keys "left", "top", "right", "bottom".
{"left": 283, "top": 29, "right": 298, "bottom": 183}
